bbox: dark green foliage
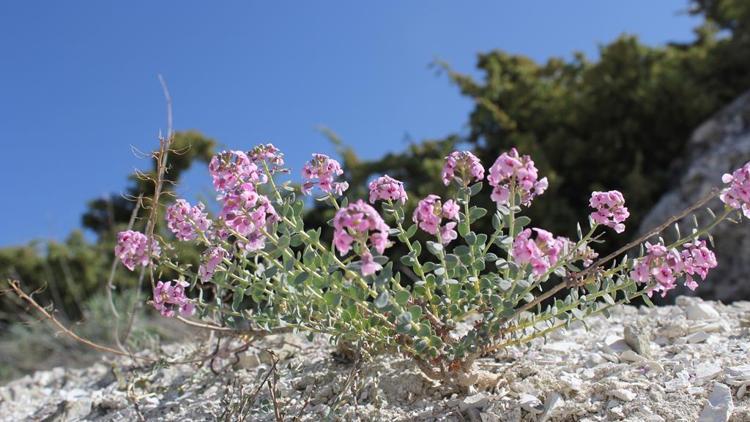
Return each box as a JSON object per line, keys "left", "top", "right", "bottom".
{"left": 333, "top": 0, "right": 750, "bottom": 252}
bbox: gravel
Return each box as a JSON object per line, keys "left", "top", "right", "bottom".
{"left": 1, "top": 296, "right": 749, "bottom": 421}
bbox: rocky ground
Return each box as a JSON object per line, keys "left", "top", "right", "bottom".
{"left": 1, "top": 296, "right": 749, "bottom": 421}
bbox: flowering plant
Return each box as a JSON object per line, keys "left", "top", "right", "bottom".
{"left": 116, "top": 144, "right": 748, "bottom": 386}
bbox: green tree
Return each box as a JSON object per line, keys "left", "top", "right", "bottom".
{"left": 332, "top": 0, "right": 750, "bottom": 257}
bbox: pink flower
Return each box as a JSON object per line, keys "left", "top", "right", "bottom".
{"left": 368, "top": 175, "right": 408, "bottom": 204}
{"left": 720, "top": 161, "right": 750, "bottom": 218}
{"left": 115, "top": 230, "right": 160, "bottom": 271}
{"left": 413, "top": 195, "right": 460, "bottom": 245}
{"left": 153, "top": 280, "right": 195, "bottom": 318}
{"left": 249, "top": 143, "right": 286, "bottom": 174}
{"left": 442, "top": 200, "right": 460, "bottom": 220}
{"left": 653, "top": 265, "right": 675, "bottom": 288}
{"left": 511, "top": 228, "right": 566, "bottom": 276}
{"left": 631, "top": 262, "right": 650, "bottom": 283}
{"left": 442, "top": 151, "right": 485, "bottom": 186}
{"left": 198, "top": 246, "right": 227, "bottom": 281}
{"left": 487, "top": 148, "right": 547, "bottom": 207}
{"left": 561, "top": 237, "right": 599, "bottom": 267}
{"left": 630, "top": 239, "right": 717, "bottom": 297}
{"left": 219, "top": 183, "right": 279, "bottom": 252}
{"left": 166, "top": 199, "right": 212, "bottom": 241}
{"left": 645, "top": 242, "right": 668, "bottom": 257}
{"left": 440, "top": 221, "right": 458, "bottom": 244}
{"left": 360, "top": 252, "right": 382, "bottom": 276}
{"left": 589, "top": 190, "right": 629, "bottom": 233}
{"left": 209, "top": 150, "right": 265, "bottom": 194}
{"left": 302, "top": 153, "right": 349, "bottom": 196}
{"left": 333, "top": 199, "right": 391, "bottom": 275}
{"left": 681, "top": 239, "right": 718, "bottom": 283}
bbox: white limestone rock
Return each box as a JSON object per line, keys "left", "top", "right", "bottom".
{"left": 698, "top": 383, "right": 734, "bottom": 422}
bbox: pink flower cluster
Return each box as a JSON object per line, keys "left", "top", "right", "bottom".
{"left": 571, "top": 241, "right": 599, "bottom": 267}
{"left": 511, "top": 228, "right": 566, "bottom": 276}
{"left": 368, "top": 175, "right": 408, "bottom": 204}
{"left": 115, "top": 230, "right": 161, "bottom": 271}
{"left": 333, "top": 200, "right": 390, "bottom": 276}
{"left": 209, "top": 150, "right": 266, "bottom": 194}
{"left": 720, "top": 162, "right": 750, "bottom": 218}
{"left": 198, "top": 246, "right": 227, "bottom": 281}
{"left": 302, "top": 154, "right": 349, "bottom": 196}
{"left": 413, "top": 195, "right": 460, "bottom": 245}
{"left": 442, "top": 151, "right": 485, "bottom": 186}
{"left": 630, "top": 240, "right": 717, "bottom": 296}
{"left": 589, "top": 191, "right": 629, "bottom": 233}
{"left": 166, "top": 199, "right": 212, "bottom": 241}
{"left": 220, "top": 187, "right": 279, "bottom": 251}
{"left": 249, "top": 143, "right": 287, "bottom": 174}
{"left": 487, "top": 148, "right": 548, "bottom": 207}
{"left": 152, "top": 280, "right": 195, "bottom": 317}
{"left": 207, "top": 149, "right": 280, "bottom": 252}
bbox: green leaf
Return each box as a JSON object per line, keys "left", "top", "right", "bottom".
{"left": 426, "top": 241, "right": 443, "bottom": 256}
{"left": 232, "top": 287, "right": 245, "bottom": 310}
{"left": 406, "top": 224, "right": 418, "bottom": 239}
{"left": 324, "top": 291, "right": 342, "bottom": 306}
{"left": 514, "top": 216, "right": 531, "bottom": 229}
{"left": 408, "top": 305, "right": 422, "bottom": 320}
{"left": 394, "top": 290, "right": 410, "bottom": 306}
{"left": 492, "top": 212, "right": 504, "bottom": 230}
{"left": 445, "top": 254, "right": 460, "bottom": 265}
{"left": 469, "top": 182, "right": 483, "bottom": 196}
{"left": 400, "top": 255, "right": 415, "bottom": 266}
{"left": 277, "top": 234, "right": 290, "bottom": 249}
{"left": 374, "top": 291, "right": 390, "bottom": 308}
{"left": 412, "top": 241, "right": 422, "bottom": 256}
{"left": 585, "top": 281, "right": 600, "bottom": 294}
{"left": 422, "top": 261, "right": 437, "bottom": 273}
{"left": 454, "top": 245, "right": 471, "bottom": 257}
{"left": 293, "top": 272, "right": 309, "bottom": 285}
{"left": 292, "top": 199, "right": 304, "bottom": 215}
{"left": 469, "top": 207, "right": 487, "bottom": 221}
{"left": 306, "top": 229, "right": 321, "bottom": 242}
{"left": 458, "top": 220, "right": 470, "bottom": 237}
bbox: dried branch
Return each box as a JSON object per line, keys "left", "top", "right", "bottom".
{"left": 239, "top": 350, "right": 280, "bottom": 422}
{"left": 505, "top": 187, "right": 722, "bottom": 326}
{"left": 175, "top": 316, "right": 296, "bottom": 337}
{"left": 6, "top": 280, "right": 131, "bottom": 357}
{"left": 268, "top": 359, "right": 284, "bottom": 422}
{"left": 143, "top": 75, "right": 175, "bottom": 291}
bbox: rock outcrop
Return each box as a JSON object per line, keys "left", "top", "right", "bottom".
{"left": 639, "top": 90, "right": 750, "bottom": 302}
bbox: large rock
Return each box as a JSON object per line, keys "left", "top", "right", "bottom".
{"left": 639, "top": 90, "right": 750, "bottom": 302}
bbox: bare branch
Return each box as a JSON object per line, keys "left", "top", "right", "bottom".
{"left": 6, "top": 280, "right": 131, "bottom": 357}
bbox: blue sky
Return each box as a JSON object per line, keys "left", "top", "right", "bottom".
{"left": 0, "top": 1, "right": 701, "bottom": 246}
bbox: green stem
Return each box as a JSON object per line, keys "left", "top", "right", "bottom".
{"left": 387, "top": 200, "right": 437, "bottom": 314}
{"left": 462, "top": 190, "right": 481, "bottom": 296}
{"left": 504, "top": 185, "right": 516, "bottom": 280}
